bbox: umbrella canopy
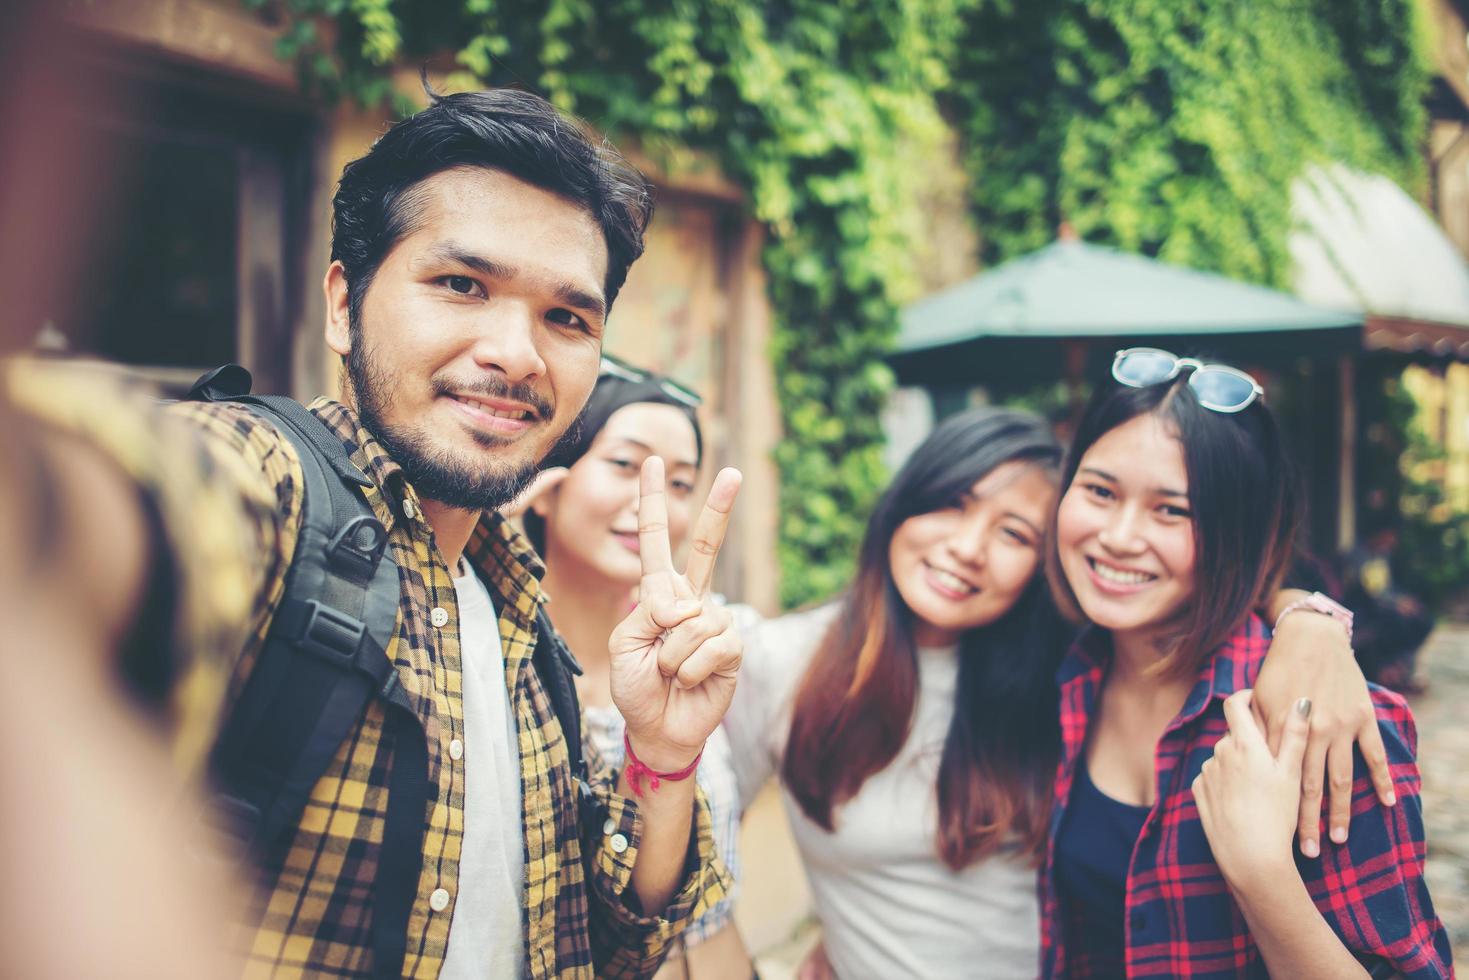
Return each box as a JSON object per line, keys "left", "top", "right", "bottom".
{"left": 898, "top": 239, "right": 1363, "bottom": 354}
{"left": 891, "top": 238, "right": 1364, "bottom": 386}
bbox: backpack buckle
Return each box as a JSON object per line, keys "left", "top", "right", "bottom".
{"left": 186, "top": 363, "right": 253, "bottom": 401}
{"left": 327, "top": 516, "right": 388, "bottom": 584}
{"left": 298, "top": 600, "right": 366, "bottom": 666}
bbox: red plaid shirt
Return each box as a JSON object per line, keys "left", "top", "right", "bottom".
{"left": 1040, "top": 615, "right": 1452, "bottom": 978}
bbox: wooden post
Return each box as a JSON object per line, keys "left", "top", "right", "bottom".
{"left": 1063, "top": 339, "right": 1090, "bottom": 430}
{"left": 1337, "top": 353, "right": 1357, "bottom": 552}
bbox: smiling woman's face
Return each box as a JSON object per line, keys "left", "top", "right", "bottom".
{"left": 1055, "top": 412, "right": 1198, "bottom": 636}
{"left": 886, "top": 461, "right": 1056, "bottom": 648}
{"left": 535, "top": 401, "right": 700, "bottom": 587}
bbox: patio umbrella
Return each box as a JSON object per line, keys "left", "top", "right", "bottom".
{"left": 890, "top": 237, "right": 1364, "bottom": 386}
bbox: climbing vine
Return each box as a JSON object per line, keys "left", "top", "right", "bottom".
{"left": 248, "top": 0, "right": 969, "bottom": 608}
{"left": 948, "top": 0, "right": 1431, "bottom": 286}
{"left": 247, "top": 0, "right": 1433, "bottom": 607}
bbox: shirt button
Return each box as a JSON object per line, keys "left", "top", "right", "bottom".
{"left": 449, "top": 739, "right": 464, "bottom": 761}
{"left": 429, "top": 888, "right": 450, "bottom": 912}
{"left": 603, "top": 818, "right": 616, "bottom": 835}
{"left": 609, "top": 833, "right": 629, "bottom": 854}
{"left": 431, "top": 607, "right": 449, "bottom": 628}
{"left": 1130, "top": 910, "right": 1146, "bottom": 930}
{"left": 402, "top": 499, "right": 416, "bottom": 520}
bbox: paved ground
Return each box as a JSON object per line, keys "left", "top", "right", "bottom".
{"left": 1410, "top": 621, "right": 1469, "bottom": 965}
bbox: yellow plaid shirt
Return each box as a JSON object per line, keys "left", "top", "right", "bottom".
{"left": 11, "top": 362, "right": 727, "bottom": 979}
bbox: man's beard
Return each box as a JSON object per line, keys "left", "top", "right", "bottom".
{"left": 346, "top": 336, "right": 548, "bottom": 512}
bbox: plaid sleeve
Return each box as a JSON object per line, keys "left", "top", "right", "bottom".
{"left": 1309, "top": 691, "right": 1453, "bottom": 979}
{"left": 679, "top": 734, "right": 742, "bottom": 944}
{"left": 5, "top": 363, "right": 295, "bottom": 774}
{"left": 582, "top": 737, "right": 734, "bottom": 979}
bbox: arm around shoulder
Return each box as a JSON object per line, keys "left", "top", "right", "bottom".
{"left": 1310, "top": 697, "right": 1452, "bottom": 979}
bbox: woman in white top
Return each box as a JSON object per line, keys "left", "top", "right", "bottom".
{"left": 521, "top": 355, "right": 752, "bottom": 980}
{"left": 722, "top": 406, "right": 1380, "bottom": 979}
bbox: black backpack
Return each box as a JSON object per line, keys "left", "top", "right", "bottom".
{"left": 188, "top": 365, "right": 587, "bottom": 978}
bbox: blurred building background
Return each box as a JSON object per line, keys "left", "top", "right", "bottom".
{"left": 28, "top": 1, "right": 1469, "bottom": 969}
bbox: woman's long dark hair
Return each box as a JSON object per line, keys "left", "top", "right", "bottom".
{"left": 782, "top": 407, "right": 1069, "bottom": 869}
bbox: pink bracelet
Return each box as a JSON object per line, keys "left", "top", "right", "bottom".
{"left": 1273, "top": 591, "right": 1354, "bottom": 642}
{"left": 622, "top": 733, "right": 702, "bottom": 798}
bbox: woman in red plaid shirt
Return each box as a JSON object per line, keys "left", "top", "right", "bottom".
{"left": 1042, "top": 349, "right": 1452, "bottom": 978}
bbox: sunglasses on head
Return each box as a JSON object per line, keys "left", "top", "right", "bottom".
{"left": 1111, "top": 347, "right": 1263, "bottom": 414}
{"left": 599, "top": 353, "right": 703, "bottom": 408}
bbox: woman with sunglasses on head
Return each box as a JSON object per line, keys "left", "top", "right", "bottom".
{"left": 1041, "top": 349, "right": 1451, "bottom": 978}
{"left": 518, "top": 355, "right": 755, "bottom": 980}
{"left": 724, "top": 396, "right": 1387, "bottom": 978}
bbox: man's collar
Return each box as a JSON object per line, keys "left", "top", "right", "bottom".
{"left": 467, "top": 509, "right": 547, "bottom": 598}
{"left": 307, "top": 397, "right": 415, "bottom": 532}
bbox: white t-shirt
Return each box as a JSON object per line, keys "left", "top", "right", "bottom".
{"left": 440, "top": 562, "right": 526, "bottom": 979}
{"left": 724, "top": 603, "right": 1041, "bottom": 979}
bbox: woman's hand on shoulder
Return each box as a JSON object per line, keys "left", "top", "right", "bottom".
{"left": 1254, "top": 611, "right": 1394, "bottom": 858}
{"left": 1193, "top": 690, "right": 1310, "bottom": 892}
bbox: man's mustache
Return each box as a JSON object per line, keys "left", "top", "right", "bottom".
{"left": 431, "top": 375, "right": 554, "bottom": 421}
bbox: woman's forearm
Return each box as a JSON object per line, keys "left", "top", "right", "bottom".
{"left": 1229, "top": 867, "right": 1370, "bottom": 979}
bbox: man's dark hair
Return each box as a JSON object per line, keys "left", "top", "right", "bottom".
{"left": 330, "top": 87, "right": 654, "bottom": 328}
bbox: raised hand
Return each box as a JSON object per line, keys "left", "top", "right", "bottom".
{"left": 608, "top": 456, "right": 743, "bottom": 772}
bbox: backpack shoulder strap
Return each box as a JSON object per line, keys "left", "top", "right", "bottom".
{"left": 191, "top": 365, "right": 594, "bottom": 976}
{"left": 190, "top": 366, "right": 426, "bottom": 977}
{"left": 532, "top": 605, "right": 586, "bottom": 782}
{"left": 192, "top": 367, "right": 401, "bottom": 845}
{"left": 532, "top": 604, "right": 608, "bottom": 830}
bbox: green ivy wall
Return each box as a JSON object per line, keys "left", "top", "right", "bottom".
{"left": 251, "top": 0, "right": 1433, "bottom": 608}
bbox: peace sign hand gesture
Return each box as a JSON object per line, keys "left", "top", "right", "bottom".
{"left": 609, "top": 457, "right": 744, "bottom": 773}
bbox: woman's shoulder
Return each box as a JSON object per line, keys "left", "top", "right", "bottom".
{"left": 745, "top": 601, "right": 842, "bottom": 668}
{"left": 724, "top": 599, "right": 843, "bottom": 729}
{"left": 758, "top": 599, "right": 843, "bottom": 637}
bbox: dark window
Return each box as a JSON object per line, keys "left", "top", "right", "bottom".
{"left": 68, "top": 126, "right": 240, "bottom": 368}
{"left": 41, "top": 47, "right": 314, "bottom": 394}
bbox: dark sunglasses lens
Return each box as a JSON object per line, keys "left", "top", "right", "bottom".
{"left": 1191, "top": 369, "right": 1254, "bottom": 409}
{"left": 1115, "top": 351, "right": 1177, "bottom": 387}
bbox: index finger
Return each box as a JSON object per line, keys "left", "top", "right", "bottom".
{"left": 638, "top": 456, "right": 674, "bottom": 575}
{"left": 684, "top": 468, "right": 742, "bottom": 595}
{"left": 1221, "top": 690, "right": 1268, "bottom": 751}
{"left": 1356, "top": 715, "right": 1397, "bottom": 807}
